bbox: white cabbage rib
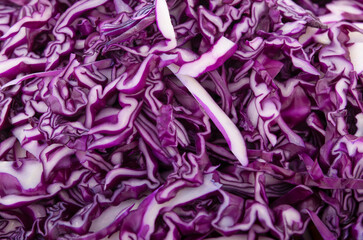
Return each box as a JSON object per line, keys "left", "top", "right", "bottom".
{"left": 168, "top": 63, "right": 248, "bottom": 166}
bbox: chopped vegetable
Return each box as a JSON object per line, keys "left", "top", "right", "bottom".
{"left": 0, "top": 0, "right": 362, "bottom": 239}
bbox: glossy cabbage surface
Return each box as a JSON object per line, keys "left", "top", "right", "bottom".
{"left": 0, "top": 0, "right": 362, "bottom": 239}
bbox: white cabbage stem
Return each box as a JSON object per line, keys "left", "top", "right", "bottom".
{"left": 167, "top": 63, "right": 248, "bottom": 166}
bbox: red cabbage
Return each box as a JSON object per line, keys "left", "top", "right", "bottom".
{"left": 0, "top": 0, "right": 362, "bottom": 239}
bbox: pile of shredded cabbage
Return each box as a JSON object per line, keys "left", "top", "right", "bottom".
{"left": 0, "top": 0, "right": 362, "bottom": 239}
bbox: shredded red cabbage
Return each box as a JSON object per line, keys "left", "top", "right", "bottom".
{"left": 0, "top": 0, "right": 362, "bottom": 239}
